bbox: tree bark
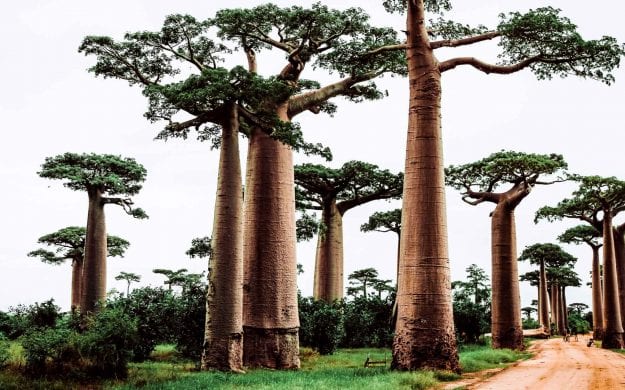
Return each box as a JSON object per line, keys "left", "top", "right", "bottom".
{"left": 71, "top": 255, "right": 83, "bottom": 312}
{"left": 559, "top": 285, "right": 567, "bottom": 334}
{"left": 242, "top": 103, "right": 299, "bottom": 369}
{"left": 590, "top": 245, "right": 604, "bottom": 340}
{"left": 539, "top": 259, "right": 550, "bottom": 334}
{"left": 601, "top": 212, "right": 624, "bottom": 348}
{"left": 612, "top": 226, "right": 625, "bottom": 330}
{"left": 81, "top": 188, "right": 107, "bottom": 314}
{"left": 550, "top": 284, "right": 559, "bottom": 334}
{"left": 490, "top": 202, "right": 524, "bottom": 349}
{"left": 392, "top": 0, "right": 459, "bottom": 373}
{"left": 313, "top": 200, "right": 344, "bottom": 302}
{"left": 201, "top": 104, "right": 244, "bottom": 372}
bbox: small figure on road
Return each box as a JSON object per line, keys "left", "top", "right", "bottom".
{"left": 587, "top": 337, "right": 594, "bottom": 347}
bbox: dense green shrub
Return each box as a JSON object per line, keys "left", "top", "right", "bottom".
{"left": 522, "top": 318, "right": 539, "bottom": 330}
{"left": 109, "top": 287, "right": 177, "bottom": 361}
{"left": 171, "top": 282, "right": 206, "bottom": 360}
{"left": 299, "top": 296, "right": 344, "bottom": 354}
{"left": 0, "top": 334, "right": 10, "bottom": 368}
{"left": 342, "top": 296, "right": 394, "bottom": 348}
{"left": 79, "top": 306, "right": 138, "bottom": 378}
{"left": 568, "top": 313, "right": 591, "bottom": 334}
{"left": 0, "top": 299, "right": 61, "bottom": 340}
{"left": 21, "top": 326, "right": 76, "bottom": 375}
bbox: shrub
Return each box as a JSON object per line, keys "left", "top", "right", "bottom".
{"left": 171, "top": 282, "right": 206, "bottom": 361}
{"left": 0, "top": 334, "right": 10, "bottom": 368}
{"left": 298, "top": 296, "right": 344, "bottom": 355}
{"left": 21, "top": 326, "right": 76, "bottom": 375}
{"left": 79, "top": 306, "right": 139, "bottom": 378}
{"left": 342, "top": 297, "right": 394, "bottom": 348}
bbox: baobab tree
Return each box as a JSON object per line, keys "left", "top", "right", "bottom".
{"left": 153, "top": 268, "right": 189, "bottom": 291}
{"left": 38, "top": 153, "right": 147, "bottom": 314}
{"left": 28, "top": 226, "right": 129, "bottom": 310}
{"left": 361, "top": 208, "right": 402, "bottom": 271}
{"left": 80, "top": 4, "right": 407, "bottom": 369}
{"left": 521, "top": 307, "right": 537, "bottom": 322}
{"left": 115, "top": 271, "right": 141, "bottom": 297}
{"left": 446, "top": 151, "right": 568, "bottom": 349}
{"left": 295, "top": 161, "right": 403, "bottom": 302}
{"left": 383, "top": 0, "right": 623, "bottom": 371}
{"left": 519, "top": 243, "right": 576, "bottom": 335}
{"left": 558, "top": 225, "right": 604, "bottom": 339}
{"left": 536, "top": 176, "right": 625, "bottom": 348}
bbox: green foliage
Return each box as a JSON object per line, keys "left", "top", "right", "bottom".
{"left": 295, "top": 161, "right": 403, "bottom": 213}
{"left": 360, "top": 208, "right": 401, "bottom": 235}
{"left": 558, "top": 224, "right": 602, "bottom": 246}
{"left": 342, "top": 297, "right": 394, "bottom": 348}
{"left": 518, "top": 243, "right": 577, "bottom": 267}
{"left": 452, "top": 265, "right": 491, "bottom": 344}
{"left": 28, "top": 227, "right": 130, "bottom": 264}
{"left": 567, "top": 312, "right": 591, "bottom": 334}
{"left": 0, "top": 300, "right": 61, "bottom": 340}
{"left": 459, "top": 345, "right": 531, "bottom": 373}
{"left": 497, "top": 7, "right": 625, "bottom": 85}
{"left": 522, "top": 318, "right": 539, "bottom": 330}
{"left": 296, "top": 211, "right": 320, "bottom": 242}
{"left": 0, "top": 335, "right": 10, "bottom": 369}
{"left": 79, "top": 306, "right": 139, "bottom": 378}
{"left": 39, "top": 153, "right": 147, "bottom": 196}
{"left": 20, "top": 326, "right": 75, "bottom": 376}
{"left": 445, "top": 150, "right": 567, "bottom": 193}
{"left": 185, "top": 236, "right": 212, "bottom": 259}
{"left": 171, "top": 280, "right": 206, "bottom": 360}
{"left": 109, "top": 286, "right": 177, "bottom": 361}
{"left": 298, "top": 296, "right": 344, "bottom": 355}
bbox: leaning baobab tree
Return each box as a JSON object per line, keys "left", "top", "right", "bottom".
{"left": 446, "top": 151, "right": 568, "bottom": 349}
{"left": 382, "top": 0, "right": 623, "bottom": 370}
{"left": 81, "top": 4, "right": 406, "bottom": 368}
{"left": 38, "top": 153, "right": 147, "bottom": 314}
{"left": 28, "top": 226, "right": 129, "bottom": 310}
{"left": 295, "top": 161, "right": 403, "bottom": 302}
{"left": 537, "top": 176, "right": 625, "bottom": 348}
{"left": 558, "top": 225, "right": 604, "bottom": 339}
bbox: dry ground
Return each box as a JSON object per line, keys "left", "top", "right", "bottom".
{"left": 445, "top": 336, "right": 625, "bottom": 390}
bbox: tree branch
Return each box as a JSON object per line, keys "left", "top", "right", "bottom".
{"left": 439, "top": 55, "right": 540, "bottom": 74}
{"left": 431, "top": 31, "right": 501, "bottom": 49}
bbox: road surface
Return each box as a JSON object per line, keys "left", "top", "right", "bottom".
{"left": 447, "top": 336, "right": 625, "bottom": 389}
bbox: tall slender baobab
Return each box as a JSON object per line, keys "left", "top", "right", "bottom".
{"left": 558, "top": 225, "right": 604, "bottom": 339}
{"left": 383, "top": 0, "right": 623, "bottom": 370}
{"left": 38, "top": 153, "right": 147, "bottom": 314}
{"left": 115, "top": 271, "right": 141, "bottom": 297}
{"left": 28, "top": 226, "right": 129, "bottom": 310}
{"left": 295, "top": 161, "right": 403, "bottom": 302}
{"left": 446, "top": 151, "right": 568, "bottom": 349}
{"left": 537, "top": 176, "right": 625, "bottom": 348}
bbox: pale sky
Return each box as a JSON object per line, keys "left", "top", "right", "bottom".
{"left": 1, "top": 0, "right": 624, "bottom": 313}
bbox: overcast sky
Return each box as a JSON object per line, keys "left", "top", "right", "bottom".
{"left": 1, "top": 0, "right": 624, "bottom": 313}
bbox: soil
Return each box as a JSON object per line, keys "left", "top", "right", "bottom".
{"left": 443, "top": 336, "right": 625, "bottom": 390}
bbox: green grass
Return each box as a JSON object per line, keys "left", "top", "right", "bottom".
{"left": 0, "top": 343, "right": 530, "bottom": 390}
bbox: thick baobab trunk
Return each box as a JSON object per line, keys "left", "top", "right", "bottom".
{"left": 601, "top": 213, "right": 624, "bottom": 348}
{"left": 201, "top": 105, "right": 244, "bottom": 372}
{"left": 591, "top": 245, "right": 604, "bottom": 339}
{"left": 313, "top": 200, "right": 344, "bottom": 302}
{"left": 242, "top": 104, "right": 299, "bottom": 369}
{"left": 612, "top": 227, "right": 625, "bottom": 329}
{"left": 392, "top": 0, "right": 459, "bottom": 372}
{"left": 81, "top": 188, "right": 107, "bottom": 314}
{"left": 539, "top": 259, "right": 550, "bottom": 334}
{"left": 490, "top": 203, "right": 524, "bottom": 349}
{"left": 70, "top": 255, "right": 83, "bottom": 311}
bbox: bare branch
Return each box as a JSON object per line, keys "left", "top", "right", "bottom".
{"left": 431, "top": 31, "right": 500, "bottom": 49}
{"left": 439, "top": 55, "right": 540, "bottom": 74}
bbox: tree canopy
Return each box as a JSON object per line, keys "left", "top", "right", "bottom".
{"left": 518, "top": 243, "right": 577, "bottom": 268}
{"left": 38, "top": 153, "right": 148, "bottom": 218}
{"left": 27, "top": 226, "right": 130, "bottom": 264}
{"left": 445, "top": 151, "right": 568, "bottom": 206}
{"left": 360, "top": 209, "right": 401, "bottom": 235}
{"left": 295, "top": 161, "right": 403, "bottom": 215}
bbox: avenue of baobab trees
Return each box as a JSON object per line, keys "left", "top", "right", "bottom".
{"left": 2, "top": 0, "right": 625, "bottom": 376}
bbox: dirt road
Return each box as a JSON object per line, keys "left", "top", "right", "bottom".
{"left": 459, "top": 337, "right": 625, "bottom": 389}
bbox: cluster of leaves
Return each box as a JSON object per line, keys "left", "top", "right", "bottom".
{"left": 451, "top": 265, "right": 492, "bottom": 345}
{"left": 19, "top": 306, "right": 138, "bottom": 379}
{"left": 298, "top": 293, "right": 395, "bottom": 354}
{"left": 0, "top": 299, "right": 61, "bottom": 340}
